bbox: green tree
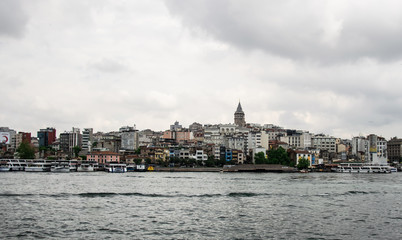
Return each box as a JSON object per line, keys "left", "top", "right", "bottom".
{"left": 205, "top": 155, "right": 217, "bottom": 167}
{"left": 145, "top": 158, "right": 152, "bottom": 164}
{"left": 39, "top": 146, "right": 49, "bottom": 152}
{"left": 169, "top": 156, "right": 180, "bottom": 165}
{"left": 254, "top": 152, "right": 268, "bottom": 164}
{"left": 134, "top": 158, "right": 143, "bottom": 165}
{"left": 267, "top": 147, "right": 291, "bottom": 166}
{"left": 187, "top": 158, "right": 196, "bottom": 167}
{"left": 73, "top": 146, "right": 81, "bottom": 158}
{"left": 16, "top": 142, "right": 35, "bottom": 159}
{"left": 297, "top": 157, "right": 310, "bottom": 170}
{"left": 134, "top": 147, "right": 141, "bottom": 154}
{"left": 217, "top": 156, "right": 227, "bottom": 167}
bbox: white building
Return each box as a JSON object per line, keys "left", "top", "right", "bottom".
{"left": 225, "top": 135, "right": 246, "bottom": 152}
{"left": 67, "top": 128, "right": 81, "bottom": 154}
{"left": 82, "top": 128, "right": 93, "bottom": 153}
{"left": 120, "top": 126, "right": 139, "bottom": 150}
{"left": 367, "top": 134, "right": 387, "bottom": 163}
{"left": 295, "top": 150, "right": 313, "bottom": 167}
{"left": 194, "top": 150, "right": 208, "bottom": 161}
{"left": 214, "top": 146, "right": 221, "bottom": 160}
{"left": 204, "top": 126, "right": 224, "bottom": 146}
{"left": 246, "top": 131, "right": 262, "bottom": 154}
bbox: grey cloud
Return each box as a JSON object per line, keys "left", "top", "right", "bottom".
{"left": 165, "top": 0, "right": 402, "bottom": 63}
{"left": 0, "top": 0, "right": 28, "bottom": 38}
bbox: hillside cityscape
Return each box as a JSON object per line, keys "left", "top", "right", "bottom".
{"left": 1, "top": 102, "right": 402, "bottom": 169}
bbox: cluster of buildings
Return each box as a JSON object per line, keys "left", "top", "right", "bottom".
{"left": 1, "top": 102, "right": 402, "bottom": 167}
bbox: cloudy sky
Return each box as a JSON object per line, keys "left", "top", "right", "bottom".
{"left": 1, "top": 0, "right": 402, "bottom": 139}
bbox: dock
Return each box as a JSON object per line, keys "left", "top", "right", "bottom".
{"left": 154, "top": 164, "right": 296, "bottom": 173}
{"left": 223, "top": 164, "right": 297, "bottom": 173}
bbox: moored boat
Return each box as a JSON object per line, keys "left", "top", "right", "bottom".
{"left": 51, "top": 160, "right": 70, "bottom": 173}
{"left": 336, "top": 163, "right": 392, "bottom": 173}
{"left": 77, "top": 161, "right": 98, "bottom": 172}
{"left": 0, "top": 159, "right": 27, "bottom": 171}
{"left": 69, "top": 160, "right": 78, "bottom": 172}
{"left": 0, "top": 160, "right": 11, "bottom": 172}
{"left": 106, "top": 163, "right": 127, "bottom": 173}
{"left": 126, "top": 164, "right": 136, "bottom": 172}
{"left": 25, "top": 159, "right": 52, "bottom": 172}
{"left": 136, "top": 164, "right": 147, "bottom": 172}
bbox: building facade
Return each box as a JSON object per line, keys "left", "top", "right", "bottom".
{"left": 37, "top": 127, "right": 56, "bottom": 148}
{"left": 387, "top": 137, "right": 402, "bottom": 163}
{"left": 120, "top": 126, "right": 139, "bottom": 151}
{"left": 82, "top": 128, "right": 93, "bottom": 154}
{"left": 16, "top": 132, "right": 31, "bottom": 148}
{"left": 312, "top": 134, "right": 336, "bottom": 153}
{"left": 87, "top": 151, "right": 120, "bottom": 164}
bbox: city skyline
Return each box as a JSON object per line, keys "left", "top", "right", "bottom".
{"left": 2, "top": 1, "right": 402, "bottom": 139}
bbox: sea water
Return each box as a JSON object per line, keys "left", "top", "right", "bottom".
{"left": 1, "top": 172, "right": 401, "bottom": 239}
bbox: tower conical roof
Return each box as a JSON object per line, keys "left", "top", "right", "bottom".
{"left": 236, "top": 102, "right": 244, "bottom": 113}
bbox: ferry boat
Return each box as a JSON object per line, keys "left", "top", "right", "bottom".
{"left": 9, "top": 159, "right": 27, "bottom": 171}
{"left": 336, "top": 163, "right": 392, "bottom": 173}
{"left": 51, "top": 160, "right": 70, "bottom": 173}
{"left": 69, "top": 160, "right": 78, "bottom": 172}
{"left": 77, "top": 161, "right": 98, "bottom": 172}
{"left": 0, "top": 160, "right": 11, "bottom": 172}
{"left": 0, "top": 159, "right": 27, "bottom": 171}
{"left": 25, "top": 159, "right": 52, "bottom": 172}
{"left": 106, "top": 163, "right": 127, "bottom": 173}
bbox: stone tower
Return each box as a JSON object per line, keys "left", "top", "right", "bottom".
{"left": 234, "top": 102, "right": 246, "bottom": 127}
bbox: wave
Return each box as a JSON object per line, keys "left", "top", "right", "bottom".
{"left": 163, "top": 176, "right": 195, "bottom": 179}
{"left": 79, "top": 192, "right": 264, "bottom": 198}
{"left": 0, "top": 193, "right": 36, "bottom": 197}
{"left": 78, "top": 192, "right": 171, "bottom": 198}
{"left": 345, "top": 190, "right": 378, "bottom": 195}
{"left": 227, "top": 192, "right": 260, "bottom": 197}
{"left": 1, "top": 190, "right": 384, "bottom": 199}
{"left": 0, "top": 192, "right": 269, "bottom": 198}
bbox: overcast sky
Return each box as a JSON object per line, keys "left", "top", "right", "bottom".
{"left": 1, "top": 0, "right": 402, "bottom": 139}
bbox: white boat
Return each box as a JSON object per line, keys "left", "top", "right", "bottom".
{"left": 77, "top": 161, "right": 98, "bottom": 172}
{"left": 136, "top": 164, "right": 147, "bottom": 172}
{"left": 336, "top": 163, "right": 392, "bottom": 173}
{"left": 0, "top": 159, "right": 27, "bottom": 171}
{"left": 106, "top": 163, "right": 127, "bottom": 173}
{"left": 51, "top": 160, "right": 70, "bottom": 173}
{"left": 69, "top": 160, "right": 78, "bottom": 172}
{"left": 0, "top": 160, "right": 11, "bottom": 172}
{"left": 25, "top": 160, "right": 52, "bottom": 172}
{"left": 9, "top": 159, "right": 27, "bottom": 171}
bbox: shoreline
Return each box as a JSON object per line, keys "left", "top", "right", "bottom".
{"left": 154, "top": 164, "right": 298, "bottom": 173}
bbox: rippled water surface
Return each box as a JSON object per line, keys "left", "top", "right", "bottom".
{"left": 1, "top": 172, "right": 401, "bottom": 239}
